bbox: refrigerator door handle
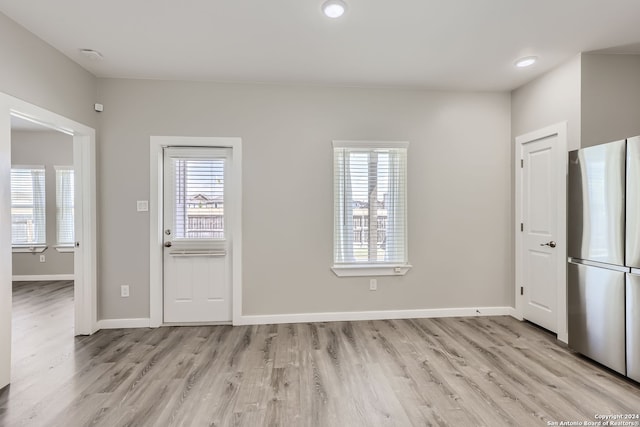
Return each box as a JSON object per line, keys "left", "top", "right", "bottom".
{"left": 627, "top": 136, "right": 640, "bottom": 268}
{"left": 627, "top": 273, "right": 640, "bottom": 381}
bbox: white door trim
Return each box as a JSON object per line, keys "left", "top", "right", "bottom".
{"left": 149, "top": 136, "right": 242, "bottom": 327}
{"left": 515, "top": 122, "right": 568, "bottom": 343}
{"left": 0, "top": 92, "right": 98, "bottom": 389}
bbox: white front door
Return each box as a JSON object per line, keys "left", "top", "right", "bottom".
{"left": 163, "top": 147, "right": 232, "bottom": 323}
{"left": 520, "top": 133, "right": 563, "bottom": 333}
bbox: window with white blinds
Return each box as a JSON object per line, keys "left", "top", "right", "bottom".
{"left": 11, "top": 166, "right": 46, "bottom": 246}
{"left": 333, "top": 141, "right": 409, "bottom": 272}
{"left": 173, "top": 158, "right": 225, "bottom": 240}
{"left": 55, "top": 166, "right": 74, "bottom": 246}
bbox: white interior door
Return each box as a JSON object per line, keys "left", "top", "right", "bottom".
{"left": 163, "top": 147, "right": 232, "bottom": 323}
{"left": 521, "top": 134, "right": 561, "bottom": 332}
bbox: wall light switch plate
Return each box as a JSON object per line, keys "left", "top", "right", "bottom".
{"left": 39, "top": 254, "right": 46, "bottom": 263}
{"left": 137, "top": 200, "right": 149, "bottom": 212}
{"left": 121, "top": 285, "right": 130, "bottom": 297}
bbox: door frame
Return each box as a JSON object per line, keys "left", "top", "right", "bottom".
{"left": 515, "top": 122, "right": 568, "bottom": 342}
{"left": 149, "top": 136, "right": 242, "bottom": 327}
{"left": 0, "top": 92, "right": 98, "bottom": 388}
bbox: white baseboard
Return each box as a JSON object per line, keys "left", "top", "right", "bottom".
{"left": 95, "top": 307, "right": 519, "bottom": 330}
{"left": 235, "top": 306, "right": 517, "bottom": 326}
{"left": 12, "top": 274, "right": 75, "bottom": 282}
{"left": 97, "top": 318, "right": 151, "bottom": 329}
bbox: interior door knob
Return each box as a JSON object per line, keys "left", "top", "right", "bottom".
{"left": 164, "top": 241, "right": 172, "bottom": 247}
{"left": 540, "top": 241, "right": 556, "bottom": 248}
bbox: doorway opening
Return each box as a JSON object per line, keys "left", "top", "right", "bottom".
{"left": 9, "top": 115, "right": 76, "bottom": 389}
{"left": 0, "top": 93, "right": 97, "bottom": 389}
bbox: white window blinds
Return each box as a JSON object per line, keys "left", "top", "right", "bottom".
{"left": 333, "top": 141, "right": 408, "bottom": 265}
{"left": 55, "top": 166, "right": 75, "bottom": 246}
{"left": 173, "top": 158, "right": 225, "bottom": 240}
{"left": 11, "top": 166, "right": 46, "bottom": 246}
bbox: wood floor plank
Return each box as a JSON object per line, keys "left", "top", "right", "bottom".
{"left": 2, "top": 281, "right": 640, "bottom": 426}
{"left": 428, "top": 317, "right": 587, "bottom": 423}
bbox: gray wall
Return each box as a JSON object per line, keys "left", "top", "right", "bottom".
{"left": 581, "top": 53, "right": 640, "bottom": 148}
{"left": 0, "top": 10, "right": 516, "bottom": 323}
{"left": 511, "top": 54, "right": 582, "bottom": 152}
{"left": 509, "top": 54, "right": 582, "bottom": 307}
{"left": 508, "top": 53, "right": 640, "bottom": 310}
{"left": 97, "top": 78, "right": 512, "bottom": 319}
{"left": 11, "top": 130, "right": 74, "bottom": 276}
{"left": 0, "top": 12, "right": 97, "bottom": 128}
{"left": 0, "top": 12, "right": 96, "bottom": 387}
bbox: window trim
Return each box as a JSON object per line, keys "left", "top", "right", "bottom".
{"left": 331, "top": 140, "right": 411, "bottom": 277}
{"left": 333, "top": 140, "right": 410, "bottom": 150}
{"left": 331, "top": 264, "right": 412, "bottom": 277}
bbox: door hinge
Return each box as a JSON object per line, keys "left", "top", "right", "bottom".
{"left": 520, "top": 223, "right": 523, "bottom": 232}
{"left": 520, "top": 159, "right": 523, "bottom": 168}
{"left": 520, "top": 286, "right": 524, "bottom": 296}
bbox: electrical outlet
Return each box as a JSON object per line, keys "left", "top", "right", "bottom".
{"left": 369, "top": 279, "right": 377, "bottom": 291}
{"left": 120, "top": 285, "right": 130, "bottom": 297}
{"left": 39, "top": 254, "right": 46, "bottom": 263}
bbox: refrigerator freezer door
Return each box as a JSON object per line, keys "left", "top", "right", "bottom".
{"left": 568, "top": 140, "right": 625, "bottom": 266}
{"left": 626, "top": 136, "right": 640, "bottom": 268}
{"left": 568, "top": 262, "right": 626, "bottom": 375}
{"left": 627, "top": 273, "right": 640, "bottom": 381}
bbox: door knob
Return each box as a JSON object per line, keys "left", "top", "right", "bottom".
{"left": 164, "top": 241, "right": 172, "bottom": 247}
{"left": 540, "top": 241, "right": 556, "bottom": 248}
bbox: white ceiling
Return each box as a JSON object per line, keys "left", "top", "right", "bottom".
{"left": 1, "top": 0, "right": 640, "bottom": 91}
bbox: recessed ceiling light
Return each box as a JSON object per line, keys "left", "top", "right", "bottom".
{"left": 515, "top": 56, "right": 537, "bottom": 68}
{"left": 79, "top": 49, "right": 104, "bottom": 61}
{"left": 322, "top": 0, "right": 347, "bottom": 18}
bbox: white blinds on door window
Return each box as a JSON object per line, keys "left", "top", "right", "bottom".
{"left": 173, "top": 158, "right": 225, "bottom": 240}
{"left": 333, "top": 142, "right": 408, "bottom": 265}
{"left": 55, "top": 166, "right": 74, "bottom": 245}
{"left": 11, "top": 166, "right": 46, "bottom": 245}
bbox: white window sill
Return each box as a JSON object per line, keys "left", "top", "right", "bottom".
{"left": 12, "top": 245, "right": 47, "bottom": 254}
{"left": 331, "top": 264, "right": 412, "bottom": 277}
{"left": 55, "top": 245, "right": 75, "bottom": 253}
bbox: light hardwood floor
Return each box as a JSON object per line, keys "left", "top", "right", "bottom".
{"left": 1, "top": 281, "right": 639, "bottom": 426}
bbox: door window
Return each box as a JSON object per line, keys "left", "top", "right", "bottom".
{"left": 171, "top": 158, "right": 225, "bottom": 241}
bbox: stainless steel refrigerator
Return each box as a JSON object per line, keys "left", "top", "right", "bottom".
{"left": 568, "top": 136, "right": 640, "bottom": 381}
